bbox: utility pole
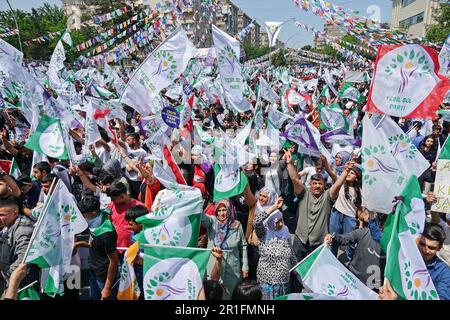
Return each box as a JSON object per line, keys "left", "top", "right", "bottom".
{"left": 5, "top": 0, "right": 23, "bottom": 52}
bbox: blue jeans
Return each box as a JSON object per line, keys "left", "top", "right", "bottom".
{"left": 89, "top": 270, "right": 118, "bottom": 300}
{"left": 329, "top": 208, "right": 357, "bottom": 260}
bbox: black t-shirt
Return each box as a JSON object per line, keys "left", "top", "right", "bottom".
{"left": 89, "top": 230, "right": 117, "bottom": 283}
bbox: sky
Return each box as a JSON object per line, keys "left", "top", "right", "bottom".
{"left": 0, "top": 0, "right": 393, "bottom": 48}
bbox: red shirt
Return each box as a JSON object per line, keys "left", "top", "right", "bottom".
{"left": 108, "top": 198, "right": 145, "bottom": 251}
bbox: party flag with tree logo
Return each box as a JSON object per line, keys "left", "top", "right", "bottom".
{"left": 117, "top": 242, "right": 141, "bottom": 300}
{"left": 380, "top": 176, "right": 439, "bottom": 300}
{"left": 318, "top": 103, "right": 349, "bottom": 132}
{"left": 338, "top": 83, "right": 365, "bottom": 103}
{"left": 24, "top": 179, "right": 87, "bottom": 296}
{"left": 291, "top": 243, "right": 378, "bottom": 300}
{"left": 121, "top": 27, "right": 195, "bottom": 116}
{"left": 361, "top": 115, "right": 406, "bottom": 214}
{"left": 143, "top": 245, "right": 210, "bottom": 300}
{"left": 135, "top": 183, "right": 203, "bottom": 247}
{"left": 367, "top": 44, "right": 450, "bottom": 119}
{"left": 212, "top": 25, "right": 251, "bottom": 113}
{"left": 24, "top": 115, "right": 69, "bottom": 160}
{"left": 213, "top": 164, "right": 248, "bottom": 202}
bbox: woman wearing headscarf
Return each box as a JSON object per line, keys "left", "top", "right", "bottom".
{"left": 332, "top": 151, "right": 352, "bottom": 176}
{"left": 201, "top": 199, "right": 249, "bottom": 300}
{"left": 241, "top": 185, "right": 278, "bottom": 280}
{"left": 253, "top": 196, "right": 296, "bottom": 300}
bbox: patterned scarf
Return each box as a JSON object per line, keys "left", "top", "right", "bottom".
{"left": 213, "top": 199, "right": 240, "bottom": 249}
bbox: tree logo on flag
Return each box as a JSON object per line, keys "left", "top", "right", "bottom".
{"left": 218, "top": 45, "right": 237, "bottom": 73}
{"left": 403, "top": 261, "right": 438, "bottom": 300}
{"left": 39, "top": 122, "right": 65, "bottom": 158}
{"left": 361, "top": 144, "right": 398, "bottom": 185}
{"left": 388, "top": 133, "right": 417, "bottom": 159}
{"left": 144, "top": 258, "right": 201, "bottom": 300}
{"left": 384, "top": 49, "right": 431, "bottom": 94}
{"left": 149, "top": 223, "right": 183, "bottom": 246}
{"left": 152, "top": 50, "right": 178, "bottom": 80}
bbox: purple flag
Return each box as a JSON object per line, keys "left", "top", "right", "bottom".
{"left": 282, "top": 117, "right": 320, "bottom": 155}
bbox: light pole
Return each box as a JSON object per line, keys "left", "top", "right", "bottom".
{"left": 5, "top": 0, "right": 23, "bottom": 52}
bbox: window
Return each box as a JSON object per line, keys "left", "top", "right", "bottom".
{"left": 401, "top": 0, "right": 416, "bottom": 8}
{"left": 399, "top": 12, "right": 424, "bottom": 29}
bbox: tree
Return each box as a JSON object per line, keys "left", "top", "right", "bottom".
{"left": 0, "top": 1, "right": 136, "bottom": 63}
{"left": 271, "top": 48, "right": 288, "bottom": 67}
{"left": 243, "top": 43, "right": 272, "bottom": 60}
{"left": 302, "top": 45, "right": 312, "bottom": 51}
{"left": 426, "top": 3, "right": 450, "bottom": 43}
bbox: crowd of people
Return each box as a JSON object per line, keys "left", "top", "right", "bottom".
{"left": 0, "top": 39, "right": 449, "bottom": 301}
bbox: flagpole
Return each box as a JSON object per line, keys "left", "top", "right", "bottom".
{"left": 289, "top": 243, "right": 326, "bottom": 273}
{"left": 17, "top": 280, "right": 38, "bottom": 294}
{"left": 22, "top": 178, "right": 58, "bottom": 264}
{"left": 139, "top": 243, "right": 231, "bottom": 253}
{"left": 374, "top": 114, "right": 386, "bottom": 130}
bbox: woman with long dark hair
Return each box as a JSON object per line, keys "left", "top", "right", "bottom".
{"left": 419, "top": 135, "right": 437, "bottom": 162}
{"left": 326, "top": 160, "right": 362, "bottom": 261}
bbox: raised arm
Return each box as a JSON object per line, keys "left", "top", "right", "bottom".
{"left": 321, "top": 155, "right": 338, "bottom": 183}
{"left": 70, "top": 165, "right": 97, "bottom": 193}
{"left": 0, "top": 167, "right": 21, "bottom": 198}
{"left": 329, "top": 161, "right": 354, "bottom": 200}
{"left": 253, "top": 197, "right": 283, "bottom": 240}
{"left": 1, "top": 129, "right": 18, "bottom": 157}
{"left": 284, "top": 150, "right": 304, "bottom": 196}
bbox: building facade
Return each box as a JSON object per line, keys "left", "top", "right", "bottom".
{"left": 313, "top": 23, "right": 346, "bottom": 51}
{"left": 62, "top": 0, "right": 283, "bottom": 48}
{"left": 391, "top": 0, "right": 440, "bottom": 37}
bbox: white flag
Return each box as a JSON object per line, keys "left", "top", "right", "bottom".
{"left": 259, "top": 77, "right": 279, "bottom": 103}
{"left": 361, "top": 115, "right": 407, "bottom": 214}
{"left": 212, "top": 25, "right": 251, "bottom": 113}
{"left": 292, "top": 244, "right": 378, "bottom": 300}
{"left": 25, "top": 180, "right": 88, "bottom": 295}
{"left": 85, "top": 100, "right": 101, "bottom": 145}
{"left": 439, "top": 34, "right": 450, "bottom": 78}
{"left": 376, "top": 116, "right": 429, "bottom": 179}
{"left": 121, "top": 27, "right": 195, "bottom": 116}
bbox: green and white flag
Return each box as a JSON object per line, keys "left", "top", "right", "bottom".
{"left": 213, "top": 164, "right": 248, "bottom": 202}
{"left": 320, "top": 85, "right": 331, "bottom": 100}
{"left": 25, "top": 179, "right": 88, "bottom": 296}
{"left": 361, "top": 115, "right": 406, "bottom": 214}
{"left": 267, "top": 104, "right": 292, "bottom": 128}
{"left": 318, "top": 103, "right": 349, "bottom": 132}
{"left": 338, "top": 83, "right": 365, "bottom": 103}
{"left": 259, "top": 76, "right": 279, "bottom": 103}
{"left": 84, "top": 100, "right": 101, "bottom": 146}
{"left": 212, "top": 25, "right": 251, "bottom": 113}
{"left": 275, "top": 293, "right": 342, "bottom": 300}
{"left": 121, "top": 27, "right": 195, "bottom": 116}
{"left": 17, "top": 284, "right": 40, "bottom": 300}
{"left": 432, "top": 137, "right": 450, "bottom": 214}
{"left": 24, "top": 115, "right": 69, "bottom": 160}
{"left": 135, "top": 184, "right": 203, "bottom": 247}
{"left": 380, "top": 176, "right": 439, "bottom": 300}
{"left": 91, "top": 84, "right": 116, "bottom": 99}
{"left": 291, "top": 243, "right": 378, "bottom": 300}
{"left": 143, "top": 245, "right": 210, "bottom": 300}
{"left": 376, "top": 116, "right": 429, "bottom": 179}
{"left": 9, "top": 157, "right": 21, "bottom": 179}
